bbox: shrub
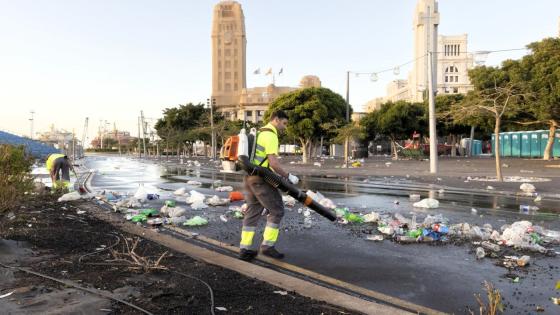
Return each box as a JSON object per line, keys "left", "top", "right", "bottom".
{"left": 0, "top": 145, "right": 34, "bottom": 213}
{"left": 401, "top": 148, "right": 425, "bottom": 160}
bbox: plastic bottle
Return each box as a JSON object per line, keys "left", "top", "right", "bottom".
{"left": 481, "top": 241, "right": 500, "bottom": 252}
{"left": 475, "top": 247, "right": 486, "bottom": 259}
{"left": 397, "top": 236, "right": 418, "bottom": 243}
{"left": 516, "top": 255, "right": 530, "bottom": 267}
{"left": 237, "top": 128, "right": 248, "bottom": 157}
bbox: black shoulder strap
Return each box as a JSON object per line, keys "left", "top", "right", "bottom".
{"left": 255, "top": 127, "right": 276, "bottom": 166}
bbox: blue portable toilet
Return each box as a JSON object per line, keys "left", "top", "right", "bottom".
{"left": 491, "top": 134, "right": 505, "bottom": 156}
{"left": 511, "top": 133, "right": 521, "bottom": 157}
{"left": 520, "top": 132, "right": 531, "bottom": 157}
{"left": 502, "top": 132, "right": 512, "bottom": 157}
{"left": 554, "top": 130, "right": 560, "bottom": 158}
{"left": 530, "top": 131, "right": 542, "bottom": 158}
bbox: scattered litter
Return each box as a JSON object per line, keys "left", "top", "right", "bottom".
{"left": 220, "top": 215, "right": 228, "bottom": 222}
{"left": 520, "top": 169, "right": 534, "bottom": 174}
{"left": 115, "top": 197, "right": 142, "bottom": 208}
{"left": 351, "top": 161, "right": 362, "bottom": 167}
{"left": 166, "top": 216, "right": 187, "bottom": 225}
{"left": 438, "top": 189, "right": 445, "bottom": 194}
{"left": 229, "top": 191, "right": 244, "bottom": 202}
{"left": 476, "top": 247, "right": 486, "bottom": 259}
{"left": 58, "top": 191, "right": 94, "bottom": 202}
{"left": 385, "top": 162, "right": 392, "bottom": 167}
{"left": 519, "top": 205, "right": 539, "bottom": 214}
{"left": 517, "top": 255, "right": 530, "bottom": 267}
{"left": 313, "top": 162, "right": 322, "bottom": 167}
{"left": 131, "top": 214, "right": 148, "bottom": 223}
{"left": 552, "top": 297, "right": 560, "bottom": 305}
{"left": 164, "top": 200, "right": 176, "bottom": 207}
{"left": 147, "top": 218, "right": 164, "bottom": 226}
{"left": 207, "top": 195, "right": 230, "bottom": 206}
{"left": 187, "top": 180, "right": 202, "bottom": 186}
{"left": 413, "top": 198, "right": 439, "bottom": 209}
{"left": 363, "top": 212, "right": 380, "bottom": 223}
{"left": 409, "top": 194, "right": 421, "bottom": 201}
{"left": 191, "top": 201, "right": 208, "bottom": 210}
{"left": 273, "top": 290, "right": 288, "bottom": 296}
{"left": 471, "top": 208, "right": 478, "bottom": 214}
{"left": 216, "top": 307, "right": 228, "bottom": 311}
{"left": 215, "top": 186, "right": 233, "bottom": 192}
{"left": 282, "top": 195, "right": 296, "bottom": 207}
{"left": 184, "top": 216, "right": 208, "bottom": 227}
{"left": 186, "top": 191, "right": 206, "bottom": 204}
{"left": 502, "top": 163, "right": 509, "bottom": 168}
{"left": 76, "top": 210, "right": 86, "bottom": 215}
{"left": 0, "top": 291, "right": 14, "bottom": 299}
{"left": 520, "top": 183, "right": 536, "bottom": 194}
{"left": 393, "top": 200, "right": 400, "bottom": 205}
{"left": 486, "top": 186, "right": 495, "bottom": 190}
{"left": 160, "top": 205, "right": 186, "bottom": 218}
{"left": 534, "top": 195, "right": 542, "bottom": 202}
{"left": 366, "top": 235, "right": 384, "bottom": 241}
{"left": 146, "top": 193, "right": 159, "bottom": 201}
{"left": 173, "top": 187, "right": 188, "bottom": 196}
{"left": 140, "top": 209, "right": 158, "bottom": 217}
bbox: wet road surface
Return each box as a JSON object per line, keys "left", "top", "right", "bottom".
{"left": 86, "top": 155, "right": 560, "bottom": 314}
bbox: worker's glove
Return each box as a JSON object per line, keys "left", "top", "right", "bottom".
{"left": 288, "top": 173, "right": 300, "bottom": 185}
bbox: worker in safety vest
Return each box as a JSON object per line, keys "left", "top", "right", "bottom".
{"left": 239, "top": 110, "right": 299, "bottom": 261}
{"left": 46, "top": 153, "right": 76, "bottom": 189}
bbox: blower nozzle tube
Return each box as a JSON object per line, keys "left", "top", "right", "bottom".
{"left": 238, "top": 155, "right": 337, "bottom": 221}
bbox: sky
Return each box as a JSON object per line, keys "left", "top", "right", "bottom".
{"left": 1, "top": 0, "right": 559, "bottom": 143}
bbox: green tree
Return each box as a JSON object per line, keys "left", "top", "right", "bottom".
{"left": 361, "top": 101, "right": 426, "bottom": 159}
{"left": 265, "top": 87, "right": 348, "bottom": 163}
{"left": 514, "top": 38, "right": 560, "bottom": 160}
{"left": 451, "top": 66, "right": 527, "bottom": 181}
{"left": 154, "top": 103, "right": 207, "bottom": 156}
{"left": 333, "top": 123, "right": 366, "bottom": 161}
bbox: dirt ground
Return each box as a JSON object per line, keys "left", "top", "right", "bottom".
{"left": 0, "top": 194, "right": 359, "bottom": 315}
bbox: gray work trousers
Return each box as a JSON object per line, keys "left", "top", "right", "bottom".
{"left": 53, "top": 157, "right": 70, "bottom": 181}
{"left": 243, "top": 175, "right": 284, "bottom": 226}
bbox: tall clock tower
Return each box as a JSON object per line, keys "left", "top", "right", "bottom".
{"left": 211, "top": 1, "right": 247, "bottom": 116}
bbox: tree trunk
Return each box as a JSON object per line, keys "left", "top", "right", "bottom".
{"left": 390, "top": 139, "right": 399, "bottom": 160}
{"left": 543, "top": 120, "right": 557, "bottom": 161}
{"left": 495, "top": 117, "right": 503, "bottom": 182}
{"left": 450, "top": 134, "right": 456, "bottom": 157}
{"left": 344, "top": 137, "right": 349, "bottom": 164}
{"left": 300, "top": 138, "right": 309, "bottom": 164}
{"left": 319, "top": 136, "right": 324, "bottom": 157}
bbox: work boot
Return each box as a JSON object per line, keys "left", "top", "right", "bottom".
{"left": 239, "top": 249, "right": 258, "bottom": 261}
{"left": 261, "top": 246, "right": 284, "bottom": 259}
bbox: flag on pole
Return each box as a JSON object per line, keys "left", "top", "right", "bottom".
{"left": 278, "top": 67, "right": 283, "bottom": 75}
{"left": 253, "top": 68, "right": 260, "bottom": 75}
{"left": 265, "top": 68, "right": 272, "bottom": 75}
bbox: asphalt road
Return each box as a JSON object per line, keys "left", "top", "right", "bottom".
{"left": 86, "top": 155, "right": 560, "bottom": 314}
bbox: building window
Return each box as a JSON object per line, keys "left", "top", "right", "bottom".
{"left": 453, "top": 87, "right": 459, "bottom": 93}
{"left": 225, "top": 83, "right": 231, "bottom": 91}
{"left": 455, "top": 76, "right": 459, "bottom": 82}
{"left": 234, "top": 60, "right": 238, "bottom": 67}
{"left": 218, "top": 61, "right": 221, "bottom": 68}
{"left": 246, "top": 110, "right": 253, "bottom": 117}
{"left": 225, "top": 49, "right": 231, "bottom": 56}
{"left": 234, "top": 83, "right": 238, "bottom": 90}
{"left": 234, "top": 49, "right": 238, "bottom": 56}
{"left": 445, "top": 76, "right": 448, "bottom": 83}
{"left": 225, "top": 60, "right": 231, "bottom": 68}
{"left": 224, "top": 72, "right": 231, "bottom": 79}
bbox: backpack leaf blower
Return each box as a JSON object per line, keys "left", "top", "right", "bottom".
{"left": 230, "top": 128, "right": 336, "bottom": 222}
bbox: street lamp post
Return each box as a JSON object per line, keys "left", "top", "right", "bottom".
{"left": 206, "top": 98, "right": 216, "bottom": 159}
{"left": 345, "top": 71, "right": 350, "bottom": 169}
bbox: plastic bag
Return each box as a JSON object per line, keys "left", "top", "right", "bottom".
{"left": 186, "top": 190, "right": 205, "bottom": 204}
{"left": 58, "top": 191, "right": 93, "bottom": 202}
{"left": 133, "top": 186, "right": 149, "bottom": 202}
{"left": 161, "top": 205, "right": 186, "bottom": 218}
{"left": 184, "top": 216, "right": 208, "bottom": 227}
{"left": 215, "top": 186, "right": 233, "bottom": 192}
{"left": 165, "top": 200, "right": 176, "bottom": 207}
{"left": 519, "top": 183, "right": 536, "bottom": 193}
{"left": 187, "top": 180, "right": 202, "bottom": 186}
{"left": 413, "top": 198, "right": 439, "bottom": 209}
{"left": 173, "top": 187, "right": 188, "bottom": 196}
{"left": 363, "top": 212, "right": 380, "bottom": 223}
{"left": 206, "top": 195, "right": 229, "bottom": 206}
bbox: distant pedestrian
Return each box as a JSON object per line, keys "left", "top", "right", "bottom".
{"left": 46, "top": 154, "right": 76, "bottom": 189}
